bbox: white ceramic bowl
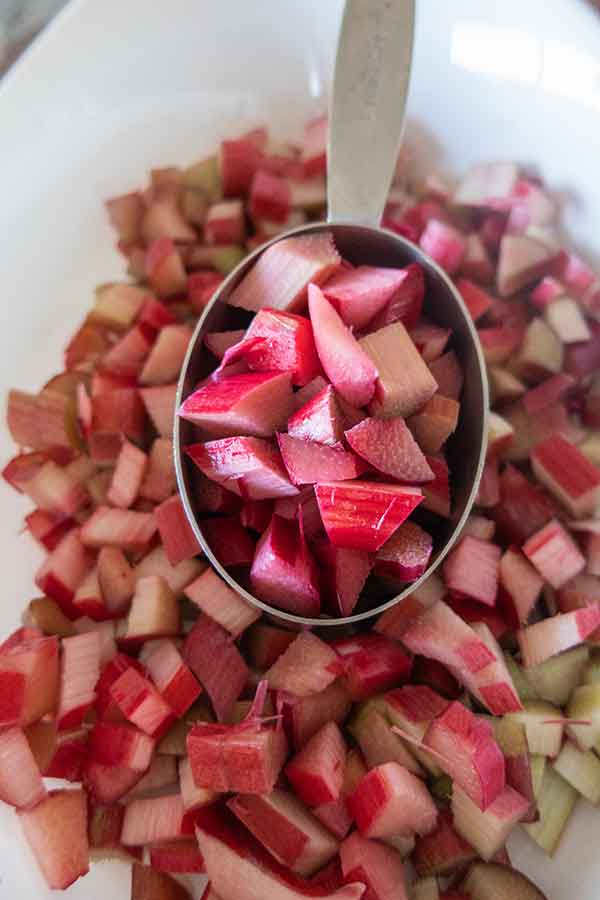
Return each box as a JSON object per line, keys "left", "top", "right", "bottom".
{"left": 1, "top": 0, "right": 599, "bottom": 896}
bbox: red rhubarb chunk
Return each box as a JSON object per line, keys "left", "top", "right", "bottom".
{"left": 312, "top": 540, "right": 372, "bottom": 618}
{"left": 288, "top": 385, "right": 346, "bottom": 446}
{"left": 199, "top": 516, "right": 255, "bottom": 568}
{"left": 368, "top": 262, "right": 425, "bottom": 332}
{"left": 179, "top": 371, "right": 294, "bottom": 438}
{"left": 531, "top": 433, "right": 600, "bottom": 519}
{"left": 374, "top": 521, "right": 433, "bottom": 583}
{"left": 323, "top": 265, "right": 419, "bottom": 331}
{"left": 278, "top": 433, "right": 367, "bottom": 485}
{"left": 183, "top": 615, "right": 248, "bottom": 721}
{"left": 286, "top": 721, "right": 347, "bottom": 807}
{"left": 523, "top": 519, "right": 585, "bottom": 589}
{"left": 345, "top": 416, "right": 434, "bottom": 483}
{"left": 348, "top": 761, "right": 438, "bottom": 839}
{"left": 308, "top": 283, "right": 378, "bottom": 407}
{"left": 244, "top": 308, "right": 322, "bottom": 386}
{"left": 333, "top": 634, "right": 412, "bottom": 700}
{"left": 250, "top": 514, "right": 321, "bottom": 616}
{"left": 315, "top": 481, "right": 423, "bottom": 552}
{"left": 186, "top": 436, "right": 299, "bottom": 500}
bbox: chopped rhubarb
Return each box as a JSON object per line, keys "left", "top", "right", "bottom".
{"left": 139, "top": 323, "right": 192, "bottom": 386}
{"left": 323, "top": 264, "right": 419, "bottom": 331}
{"left": 348, "top": 761, "right": 438, "bottom": 839}
{"left": 132, "top": 864, "right": 192, "bottom": 900}
{"left": 35, "top": 529, "right": 93, "bottom": 614}
{"left": 81, "top": 505, "right": 156, "bottom": 551}
{"left": 122, "top": 575, "right": 180, "bottom": 643}
{"left": 288, "top": 384, "right": 346, "bottom": 446}
{"left": 345, "top": 416, "right": 433, "bottom": 483}
{"left": 419, "top": 219, "right": 466, "bottom": 275}
{"left": 185, "top": 566, "right": 260, "bottom": 636}
{"left": 187, "top": 436, "right": 299, "bottom": 500}
{"left": 278, "top": 680, "right": 353, "bottom": 749}
{"left": 57, "top": 631, "right": 101, "bottom": 729}
{"left": 531, "top": 433, "right": 600, "bottom": 519}
{"left": 0, "top": 727, "right": 46, "bottom": 809}
{"left": 497, "top": 233, "right": 555, "bottom": 297}
{"left": 408, "top": 394, "right": 460, "bottom": 455}
{"left": 424, "top": 702, "right": 505, "bottom": 810}
{"left": 110, "top": 666, "right": 174, "bottom": 738}
{"left": 250, "top": 513, "right": 320, "bottom": 615}
{"left": 246, "top": 623, "right": 297, "bottom": 669}
{"left": 493, "top": 465, "right": 556, "bottom": 545}
{"left": 523, "top": 519, "right": 585, "bottom": 589}
{"left": 17, "top": 789, "right": 89, "bottom": 890}
{"left": 0, "top": 632, "right": 59, "bottom": 726}
{"left": 286, "top": 721, "right": 346, "bottom": 807}
{"left": 141, "top": 639, "right": 202, "bottom": 716}
{"left": 315, "top": 481, "right": 422, "bottom": 552}
{"left": 106, "top": 440, "right": 147, "bottom": 509}
{"left": 456, "top": 278, "right": 494, "bottom": 322}
{"left": 134, "top": 544, "right": 205, "bottom": 594}
{"left": 266, "top": 632, "right": 341, "bottom": 697}
{"left": 183, "top": 615, "right": 248, "bottom": 721}
{"left": 228, "top": 790, "right": 338, "bottom": 876}
{"left": 428, "top": 351, "right": 464, "bottom": 401}
{"left": 340, "top": 831, "right": 408, "bottom": 900}
{"left": 333, "top": 634, "right": 412, "bottom": 700}
{"left": 244, "top": 308, "right": 322, "bottom": 386}
{"left": 154, "top": 494, "right": 201, "bottom": 565}
{"left": 313, "top": 540, "right": 372, "bottom": 617}
{"left": 443, "top": 536, "right": 501, "bottom": 607}
{"left": 451, "top": 784, "right": 530, "bottom": 860}
{"left": 413, "top": 809, "right": 477, "bottom": 877}
{"left": 360, "top": 322, "right": 438, "bottom": 418}
{"left": 97, "top": 546, "right": 134, "bottom": 616}
{"left": 368, "top": 262, "right": 425, "bottom": 332}
{"left": 383, "top": 684, "right": 450, "bottom": 775}
{"left": 308, "top": 283, "right": 378, "bottom": 407}
{"left": 498, "top": 546, "right": 544, "bottom": 627}
{"left": 149, "top": 841, "right": 205, "bottom": 874}
{"left": 278, "top": 433, "right": 367, "bottom": 485}
{"left": 228, "top": 232, "right": 341, "bottom": 313}
{"left": 140, "top": 383, "right": 177, "bottom": 437}
{"left": 518, "top": 608, "right": 600, "bottom": 668}
{"left": 373, "top": 521, "right": 433, "bottom": 584}
{"left": 121, "top": 793, "right": 186, "bottom": 846}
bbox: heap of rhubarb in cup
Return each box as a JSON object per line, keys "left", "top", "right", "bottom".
{"left": 1, "top": 116, "right": 600, "bottom": 900}
{"left": 178, "top": 229, "right": 460, "bottom": 618}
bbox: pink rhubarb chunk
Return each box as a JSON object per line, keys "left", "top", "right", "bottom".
{"left": 183, "top": 615, "right": 248, "bottom": 721}
{"left": 322, "top": 265, "right": 419, "bottom": 331}
{"left": 359, "top": 323, "right": 438, "bottom": 418}
{"left": 288, "top": 385, "right": 346, "bottom": 446}
{"left": 228, "top": 232, "right": 341, "bottom": 313}
{"left": 314, "top": 481, "right": 423, "bottom": 552}
{"left": 244, "top": 308, "right": 322, "bottom": 386}
{"left": 179, "top": 371, "right": 294, "bottom": 438}
{"left": 186, "top": 436, "right": 299, "bottom": 500}
{"left": 308, "top": 283, "right": 378, "bottom": 407}
{"left": 250, "top": 514, "right": 321, "bottom": 616}
{"left": 517, "top": 608, "right": 600, "bottom": 668}
{"left": 531, "top": 433, "right": 600, "bottom": 519}
{"left": 339, "top": 832, "right": 408, "bottom": 900}
{"left": 312, "top": 540, "right": 372, "bottom": 617}
{"left": 285, "top": 721, "right": 347, "bottom": 807}
{"left": 277, "top": 433, "right": 367, "bottom": 485}
{"left": 443, "top": 537, "right": 501, "bottom": 608}
{"left": 348, "top": 761, "right": 438, "bottom": 839}
{"left": 522, "top": 519, "right": 585, "bottom": 589}
{"left": 374, "top": 521, "right": 433, "bottom": 583}
{"left": 345, "top": 416, "right": 434, "bottom": 483}
{"left": 401, "top": 599, "right": 496, "bottom": 676}
{"left": 265, "top": 632, "right": 342, "bottom": 697}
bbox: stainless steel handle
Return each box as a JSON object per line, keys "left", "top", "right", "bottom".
{"left": 327, "top": 0, "right": 415, "bottom": 226}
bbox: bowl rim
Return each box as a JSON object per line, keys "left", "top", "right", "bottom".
{"left": 174, "top": 219, "right": 489, "bottom": 628}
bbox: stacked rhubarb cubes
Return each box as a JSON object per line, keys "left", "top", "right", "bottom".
{"left": 2, "top": 117, "right": 600, "bottom": 900}
{"left": 179, "top": 232, "right": 461, "bottom": 617}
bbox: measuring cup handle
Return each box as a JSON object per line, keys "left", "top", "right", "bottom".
{"left": 327, "top": 0, "right": 415, "bottom": 227}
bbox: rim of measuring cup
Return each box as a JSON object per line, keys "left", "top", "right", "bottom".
{"left": 174, "top": 220, "right": 489, "bottom": 629}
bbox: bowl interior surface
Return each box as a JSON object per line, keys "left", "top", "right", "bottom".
{"left": 1, "top": 0, "right": 600, "bottom": 896}
{"left": 175, "top": 222, "right": 488, "bottom": 627}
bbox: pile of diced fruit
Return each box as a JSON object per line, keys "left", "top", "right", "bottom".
{"left": 2, "top": 116, "right": 600, "bottom": 900}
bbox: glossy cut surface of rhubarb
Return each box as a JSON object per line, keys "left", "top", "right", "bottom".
{"left": 345, "top": 416, "right": 434, "bottom": 483}
{"left": 323, "top": 264, "right": 418, "bottom": 331}
{"left": 288, "top": 385, "right": 346, "bottom": 446}
{"left": 315, "top": 481, "right": 423, "bottom": 552}
{"left": 250, "top": 514, "right": 321, "bottom": 616}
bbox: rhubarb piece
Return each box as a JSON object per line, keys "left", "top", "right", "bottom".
{"left": 149, "top": 841, "right": 206, "bottom": 874}
{"left": 489, "top": 366, "right": 526, "bottom": 405}
{"left": 419, "top": 219, "right": 466, "bottom": 274}
{"left": 145, "top": 238, "right": 187, "bottom": 296}
{"left": 333, "top": 634, "right": 412, "bottom": 700}
{"left": 411, "top": 879, "right": 440, "bottom": 900}
{"left": 345, "top": 416, "right": 433, "bottom": 483}
{"left": 428, "top": 351, "right": 464, "bottom": 402}
{"left": 17, "top": 789, "right": 89, "bottom": 890}
{"left": 141, "top": 639, "right": 202, "bottom": 716}
{"left": 424, "top": 702, "right": 505, "bottom": 809}
{"left": 205, "top": 329, "right": 247, "bottom": 360}
{"left": 466, "top": 624, "right": 523, "bottom": 715}
{"left": 88, "top": 721, "right": 154, "bottom": 770}
{"left": 514, "top": 318, "right": 563, "bottom": 381}
{"left": 315, "top": 481, "right": 422, "bottom": 552}
{"left": 279, "top": 680, "right": 353, "bottom": 749}
{"left": 313, "top": 540, "right": 372, "bottom": 617}
{"left": 522, "top": 764, "right": 577, "bottom": 855}
{"left": 110, "top": 665, "right": 174, "bottom": 738}
{"left": 122, "top": 793, "right": 186, "bottom": 845}
{"left": 24, "top": 509, "right": 74, "bottom": 552}
{"left": 451, "top": 783, "right": 529, "bottom": 861}
{"left": 244, "top": 308, "right": 322, "bottom": 386}
{"left": 493, "top": 465, "right": 556, "bottom": 545}
{"left": 185, "top": 567, "right": 260, "bottom": 636}
{"left": 375, "top": 573, "right": 445, "bottom": 641}
{"left": 35, "top": 529, "right": 93, "bottom": 614}
{"left": 383, "top": 685, "right": 450, "bottom": 775}
{"left": 523, "top": 520, "right": 585, "bottom": 589}
{"left": 410, "top": 321, "right": 451, "bottom": 362}
{"left": 288, "top": 385, "right": 345, "bottom": 446}
{"left": 183, "top": 615, "right": 248, "bottom": 721}
{"left": 195, "top": 805, "right": 365, "bottom": 900}
{"left": 525, "top": 645, "right": 590, "bottom": 706}
{"left": 349, "top": 703, "right": 423, "bottom": 776}
{"left": 97, "top": 546, "right": 135, "bottom": 616}
{"left": 102, "top": 324, "right": 153, "bottom": 377}
{"left": 131, "top": 863, "right": 192, "bottom": 900}
{"left": 413, "top": 810, "right": 477, "bottom": 877}
{"left": 360, "top": 323, "right": 438, "bottom": 418}
{"left": 0, "top": 632, "right": 59, "bottom": 726}
{"left": 205, "top": 199, "right": 246, "bottom": 244}
{"left": 81, "top": 505, "right": 156, "bottom": 551}
{"left": 0, "top": 727, "right": 46, "bottom": 809}
{"left": 154, "top": 494, "right": 201, "bottom": 565}
{"left": 348, "top": 761, "right": 438, "bottom": 838}
{"left": 123, "top": 576, "right": 180, "bottom": 643}
{"left": 72, "top": 568, "right": 107, "bottom": 621}
{"left": 228, "top": 790, "right": 338, "bottom": 876}
{"left": 134, "top": 545, "right": 205, "bottom": 594}
{"left": 140, "top": 383, "right": 177, "bottom": 437}
{"left": 443, "top": 537, "right": 501, "bottom": 608}
{"left": 401, "top": 599, "right": 495, "bottom": 676}
{"left": 323, "top": 264, "right": 419, "bottom": 331}
{"left": 461, "top": 862, "right": 547, "bottom": 900}
{"left": 308, "top": 283, "right": 378, "bottom": 406}
{"left": 179, "top": 371, "right": 294, "bottom": 438}
{"left": 558, "top": 573, "right": 600, "bottom": 641}
{"left": 278, "top": 433, "right": 366, "bottom": 485}
{"left": 456, "top": 278, "right": 493, "bottom": 322}
{"left": 545, "top": 296, "right": 590, "bottom": 343}
{"left": 487, "top": 717, "right": 536, "bottom": 821}
{"left": 286, "top": 721, "right": 346, "bottom": 806}
{"left": 25, "top": 597, "right": 75, "bottom": 637}
{"left": 265, "top": 632, "right": 341, "bottom": 697}
{"left": 240, "top": 499, "right": 274, "bottom": 532}
{"left": 506, "top": 701, "right": 564, "bottom": 757}
{"left": 498, "top": 547, "right": 544, "bottom": 628}
{"left": 229, "top": 232, "right": 340, "bottom": 313}
{"left": 339, "top": 831, "right": 408, "bottom": 900}
{"left": 57, "top": 631, "right": 101, "bottom": 729}
{"left": 179, "top": 755, "right": 217, "bottom": 810}
{"left": 454, "top": 162, "right": 518, "bottom": 208}
{"left": 187, "top": 716, "right": 288, "bottom": 794}
{"left": 461, "top": 516, "right": 496, "bottom": 542}
{"left": 249, "top": 170, "right": 291, "bottom": 222}
{"left": 497, "top": 234, "right": 555, "bottom": 296}
{"left": 139, "top": 323, "right": 192, "bottom": 386}
{"left": 106, "top": 441, "right": 147, "bottom": 510}
{"left": 531, "top": 434, "right": 600, "bottom": 519}
{"left": 368, "top": 262, "right": 425, "bottom": 332}
{"left": 250, "top": 513, "right": 320, "bottom": 616}
{"left": 518, "top": 609, "right": 600, "bottom": 668}
{"left": 477, "top": 327, "right": 524, "bottom": 366}
{"left": 301, "top": 115, "right": 327, "bottom": 176}
{"left": 553, "top": 739, "right": 600, "bottom": 805}
{"left": 187, "top": 436, "right": 298, "bottom": 500}
{"left": 88, "top": 800, "right": 137, "bottom": 862}
{"left": 20, "top": 459, "right": 88, "bottom": 517}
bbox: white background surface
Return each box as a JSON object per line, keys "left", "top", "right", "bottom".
{"left": 0, "top": 0, "right": 599, "bottom": 896}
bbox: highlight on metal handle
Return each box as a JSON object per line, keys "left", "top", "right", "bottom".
{"left": 327, "top": 0, "right": 415, "bottom": 226}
